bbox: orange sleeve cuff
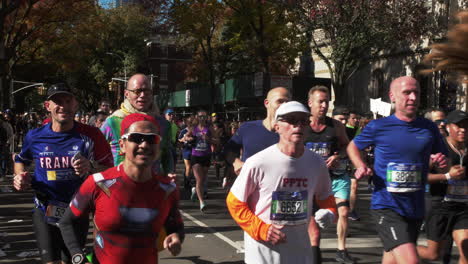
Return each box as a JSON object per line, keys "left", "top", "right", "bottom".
{"left": 226, "top": 191, "right": 271, "bottom": 241}
{"left": 316, "top": 195, "right": 337, "bottom": 216}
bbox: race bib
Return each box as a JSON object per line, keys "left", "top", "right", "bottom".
{"left": 194, "top": 140, "right": 209, "bottom": 152}
{"left": 306, "top": 142, "right": 331, "bottom": 160}
{"left": 270, "top": 190, "right": 308, "bottom": 225}
{"left": 386, "top": 163, "right": 422, "bottom": 192}
{"left": 445, "top": 180, "right": 468, "bottom": 203}
{"left": 45, "top": 200, "right": 68, "bottom": 225}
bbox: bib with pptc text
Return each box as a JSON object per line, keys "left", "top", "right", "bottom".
{"left": 386, "top": 163, "right": 422, "bottom": 193}
{"left": 270, "top": 190, "right": 308, "bottom": 225}
{"left": 445, "top": 179, "right": 468, "bottom": 203}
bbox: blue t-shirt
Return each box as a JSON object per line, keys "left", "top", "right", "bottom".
{"left": 353, "top": 115, "right": 447, "bottom": 219}
{"left": 224, "top": 120, "right": 279, "bottom": 161}
{"left": 15, "top": 122, "right": 113, "bottom": 212}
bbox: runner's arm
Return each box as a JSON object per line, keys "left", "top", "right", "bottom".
{"left": 347, "top": 141, "right": 366, "bottom": 169}
{"left": 59, "top": 208, "right": 87, "bottom": 257}
{"left": 226, "top": 192, "right": 270, "bottom": 241}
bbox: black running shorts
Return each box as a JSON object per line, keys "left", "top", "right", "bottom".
{"left": 372, "top": 209, "right": 422, "bottom": 252}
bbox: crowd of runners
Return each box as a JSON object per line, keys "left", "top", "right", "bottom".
{"left": 3, "top": 11, "right": 468, "bottom": 264}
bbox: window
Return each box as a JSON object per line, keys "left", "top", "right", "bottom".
{"left": 160, "top": 64, "right": 168, "bottom": 81}
{"left": 370, "top": 69, "right": 384, "bottom": 99}
{"left": 161, "top": 45, "right": 168, "bottom": 58}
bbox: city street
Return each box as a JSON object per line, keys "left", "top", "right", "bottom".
{"left": 0, "top": 161, "right": 460, "bottom": 264}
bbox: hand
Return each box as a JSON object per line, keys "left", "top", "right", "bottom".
{"left": 233, "top": 160, "right": 244, "bottom": 175}
{"left": 13, "top": 171, "right": 31, "bottom": 191}
{"left": 326, "top": 154, "right": 339, "bottom": 169}
{"left": 448, "top": 165, "right": 465, "bottom": 180}
{"left": 163, "top": 233, "right": 182, "bottom": 256}
{"left": 266, "top": 224, "right": 286, "bottom": 245}
{"left": 167, "top": 173, "right": 177, "bottom": 182}
{"left": 72, "top": 156, "right": 91, "bottom": 177}
{"left": 431, "top": 153, "right": 448, "bottom": 169}
{"left": 314, "top": 209, "right": 335, "bottom": 229}
{"left": 354, "top": 166, "right": 372, "bottom": 180}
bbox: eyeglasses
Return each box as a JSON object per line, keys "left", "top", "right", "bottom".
{"left": 122, "top": 132, "right": 161, "bottom": 145}
{"left": 434, "top": 119, "right": 447, "bottom": 125}
{"left": 198, "top": 115, "right": 207, "bottom": 119}
{"left": 277, "top": 117, "right": 310, "bottom": 126}
{"left": 126, "top": 88, "right": 152, "bottom": 96}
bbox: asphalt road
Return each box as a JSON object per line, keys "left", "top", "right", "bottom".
{"left": 0, "top": 162, "right": 460, "bottom": 263}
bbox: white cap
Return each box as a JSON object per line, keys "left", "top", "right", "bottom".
{"left": 275, "top": 101, "right": 310, "bottom": 120}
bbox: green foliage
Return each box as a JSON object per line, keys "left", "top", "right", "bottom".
{"left": 14, "top": 3, "right": 154, "bottom": 111}
{"left": 285, "top": 0, "right": 434, "bottom": 104}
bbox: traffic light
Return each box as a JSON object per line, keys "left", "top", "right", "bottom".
{"left": 37, "top": 85, "right": 47, "bottom": 96}
{"left": 108, "top": 81, "right": 117, "bottom": 92}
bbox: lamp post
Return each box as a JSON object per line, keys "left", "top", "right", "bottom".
{"left": 106, "top": 52, "right": 127, "bottom": 82}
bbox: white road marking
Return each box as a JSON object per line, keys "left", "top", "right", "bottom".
{"left": 180, "top": 210, "right": 244, "bottom": 253}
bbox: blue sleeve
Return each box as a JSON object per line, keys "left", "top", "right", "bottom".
{"left": 15, "top": 130, "right": 33, "bottom": 165}
{"left": 352, "top": 120, "right": 376, "bottom": 150}
{"left": 178, "top": 129, "right": 187, "bottom": 140}
{"left": 223, "top": 126, "right": 244, "bottom": 156}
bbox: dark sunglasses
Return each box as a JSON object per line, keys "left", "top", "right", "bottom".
{"left": 198, "top": 115, "right": 207, "bottom": 119}
{"left": 122, "top": 132, "right": 161, "bottom": 145}
{"left": 434, "top": 119, "right": 447, "bottom": 125}
{"left": 278, "top": 117, "right": 310, "bottom": 126}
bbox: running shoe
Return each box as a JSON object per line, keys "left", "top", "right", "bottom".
{"left": 222, "top": 177, "right": 227, "bottom": 189}
{"left": 336, "top": 250, "right": 355, "bottom": 264}
{"left": 200, "top": 202, "right": 207, "bottom": 212}
{"left": 348, "top": 211, "right": 360, "bottom": 221}
{"left": 191, "top": 187, "right": 197, "bottom": 202}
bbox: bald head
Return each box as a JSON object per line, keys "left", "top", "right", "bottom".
{"left": 389, "top": 76, "right": 420, "bottom": 120}
{"left": 265, "top": 87, "right": 291, "bottom": 117}
{"left": 267, "top": 87, "right": 290, "bottom": 101}
{"left": 127, "top": 74, "right": 150, "bottom": 90}
{"left": 124, "top": 73, "right": 153, "bottom": 112}
{"left": 390, "top": 76, "right": 419, "bottom": 93}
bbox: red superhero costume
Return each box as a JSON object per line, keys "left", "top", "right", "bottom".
{"left": 62, "top": 164, "right": 184, "bottom": 264}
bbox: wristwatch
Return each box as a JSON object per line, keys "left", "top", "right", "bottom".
{"left": 71, "top": 253, "right": 85, "bottom": 264}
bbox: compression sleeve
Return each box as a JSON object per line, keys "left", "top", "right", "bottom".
{"left": 59, "top": 209, "right": 85, "bottom": 256}
{"left": 316, "top": 195, "right": 337, "bottom": 217}
{"left": 226, "top": 191, "right": 270, "bottom": 241}
{"left": 164, "top": 189, "right": 185, "bottom": 242}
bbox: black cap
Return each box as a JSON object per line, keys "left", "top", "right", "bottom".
{"left": 46, "top": 83, "right": 74, "bottom": 100}
{"left": 332, "top": 106, "right": 349, "bottom": 116}
{"left": 446, "top": 110, "right": 468, "bottom": 124}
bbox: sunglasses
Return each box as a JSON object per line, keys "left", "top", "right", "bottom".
{"left": 122, "top": 132, "right": 161, "bottom": 145}
{"left": 126, "top": 88, "right": 152, "bottom": 96}
{"left": 278, "top": 116, "right": 310, "bottom": 126}
{"left": 434, "top": 119, "right": 447, "bottom": 125}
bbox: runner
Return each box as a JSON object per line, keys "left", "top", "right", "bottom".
{"left": 13, "top": 83, "right": 113, "bottom": 264}
{"left": 417, "top": 110, "right": 468, "bottom": 263}
{"left": 346, "top": 110, "right": 361, "bottom": 221}
{"left": 59, "top": 113, "right": 184, "bottom": 264}
{"left": 226, "top": 101, "right": 337, "bottom": 264}
{"left": 347, "top": 76, "right": 448, "bottom": 264}
{"left": 224, "top": 87, "right": 290, "bottom": 174}
{"left": 100, "top": 73, "right": 174, "bottom": 175}
{"left": 304, "top": 85, "right": 355, "bottom": 263}
{"left": 178, "top": 116, "right": 194, "bottom": 190}
{"left": 188, "top": 109, "right": 212, "bottom": 212}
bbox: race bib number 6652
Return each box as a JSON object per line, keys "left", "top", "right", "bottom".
{"left": 270, "top": 190, "right": 308, "bottom": 224}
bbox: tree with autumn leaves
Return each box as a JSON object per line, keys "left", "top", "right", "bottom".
{"left": 2, "top": 1, "right": 155, "bottom": 111}
{"left": 284, "top": 0, "right": 434, "bottom": 105}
